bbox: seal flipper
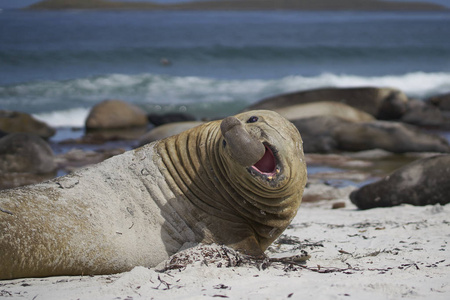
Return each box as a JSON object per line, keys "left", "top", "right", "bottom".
{"left": 229, "top": 235, "right": 266, "bottom": 258}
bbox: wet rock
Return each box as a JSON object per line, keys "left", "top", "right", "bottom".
{"left": 350, "top": 154, "right": 450, "bottom": 209}
{"left": 85, "top": 99, "right": 148, "bottom": 130}
{"left": 0, "top": 110, "right": 55, "bottom": 139}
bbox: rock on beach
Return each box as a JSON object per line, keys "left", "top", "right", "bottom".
{"left": 0, "top": 110, "right": 55, "bottom": 139}
{"left": 0, "top": 133, "right": 57, "bottom": 190}
{"left": 85, "top": 99, "right": 149, "bottom": 130}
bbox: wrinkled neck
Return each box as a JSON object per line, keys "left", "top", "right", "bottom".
{"left": 155, "top": 122, "right": 239, "bottom": 221}
{"left": 155, "top": 122, "right": 303, "bottom": 243}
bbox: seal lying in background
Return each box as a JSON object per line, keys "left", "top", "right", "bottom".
{"left": 292, "top": 115, "right": 450, "bottom": 153}
{"left": 243, "top": 87, "right": 408, "bottom": 120}
{"left": 270, "top": 101, "right": 375, "bottom": 122}
{"left": 350, "top": 154, "right": 450, "bottom": 210}
{"left": 0, "top": 110, "right": 307, "bottom": 280}
{"left": 138, "top": 121, "right": 205, "bottom": 146}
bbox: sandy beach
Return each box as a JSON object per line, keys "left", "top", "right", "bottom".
{"left": 1, "top": 186, "right": 448, "bottom": 300}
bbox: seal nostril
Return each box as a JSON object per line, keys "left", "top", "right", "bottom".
{"left": 222, "top": 139, "right": 227, "bottom": 148}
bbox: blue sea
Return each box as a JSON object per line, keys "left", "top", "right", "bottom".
{"left": 1, "top": 8, "right": 450, "bottom": 128}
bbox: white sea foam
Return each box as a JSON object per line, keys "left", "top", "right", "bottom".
{"left": 33, "top": 108, "right": 90, "bottom": 128}
{"left": 6, "top": 71, "right": 449, "bottom": 127}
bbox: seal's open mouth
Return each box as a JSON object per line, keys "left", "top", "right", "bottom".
{"left": 250, "top": 144, "right": 277, "bottom": 176}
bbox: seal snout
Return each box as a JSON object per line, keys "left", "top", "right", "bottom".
{"left": 220, "top": 116, "right": 242, "bottom": 133}
{"left": 220, "top": 116, "right": 265, "bottom": 167}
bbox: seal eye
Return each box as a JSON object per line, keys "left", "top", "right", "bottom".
{"left": 247, "top": 116, "right": 259, "bottom": 123}
{"left": 222, "top": 139, "right": 227, "bottom": 148}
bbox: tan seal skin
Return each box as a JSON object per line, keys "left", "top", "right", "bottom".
{"left": 0, "top": 110, "right": 307, "bottom": 279}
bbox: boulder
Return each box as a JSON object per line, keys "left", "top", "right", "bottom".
{"left": 244, "top": 87, "right": 408, "bottom": 120}
{"left": 0, "top": 133, "right": 56, "bottom": 174}
{"left": 0, "top": 110, "right": 55, "bottom": 139}
{"left": 350, "top": 154, "right": 450, "bottom": 209}
{"left": 85, "top": 99, "right": 148, "bottom": 130}
{"left": 0, "top": 133, "right": 57, "bottom": 189}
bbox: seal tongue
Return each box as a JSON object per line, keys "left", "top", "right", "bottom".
{"left": 253, "top": 146, "right": 276, "bottom": 174}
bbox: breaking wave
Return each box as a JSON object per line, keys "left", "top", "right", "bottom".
{"left": 1, "top": 71, "right": 448, "bottom": 127}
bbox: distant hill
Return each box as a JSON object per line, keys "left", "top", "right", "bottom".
{"left": 27, "top": 0, "right": 448, "bottom": 11}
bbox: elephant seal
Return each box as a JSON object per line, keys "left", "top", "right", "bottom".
{"left": 0, "top": 110, "right": 307, "bottom": 279}
{"left": 138, "top": 121, "right": 204, "bottom": 146}
{"left": 147, "top": 112, "right": 196, "bottom": 127}
{"left": 244, "top": 87, "right": 408, "bottom": 120}
{"left": 292, "top": 115, "right": 450, "bottom": 153}
{"left": 272, "top": 101, "right": 374, "bottom": 122}
{"left": 350, "top": 154, "right": 450, "bottom": 209}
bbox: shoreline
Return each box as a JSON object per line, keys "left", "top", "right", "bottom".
{"left": 26, "top": 0, "right": 450, "bottom": 11}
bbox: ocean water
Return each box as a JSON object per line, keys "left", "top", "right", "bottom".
{"left": 1, "top": 9, "right": 450, "bottom": 127}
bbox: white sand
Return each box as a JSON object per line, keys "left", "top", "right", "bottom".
{"left": 1, "top": 188, "right": 449, "bottom": 300}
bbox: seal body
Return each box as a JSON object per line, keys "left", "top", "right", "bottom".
{"left": 271, "top": 101, "right": 375, "bottom": 122}
{"left": 292, "top": 116, "right": 450, "bottom": 153}
{"left": 350, "top": 154, "right": 450, "bottom": 209}
{"left": 245, "top": 87, "right": 408, "bottom": 120}
{"left": 138, "top": 121, "right": 204, "bottom": 146}
{"left": 0, "top": 110, "right": 307, "bottom": 279}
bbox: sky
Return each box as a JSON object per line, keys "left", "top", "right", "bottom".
{"left": 1, "top": 0, "right": 450, "bottom": 10}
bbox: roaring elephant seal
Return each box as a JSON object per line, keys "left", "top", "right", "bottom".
{"left": 350, "top": 154, "right": 450, "bottom": 209}
{"left": 0, "top": 110, "right": 307, "bottom": 279}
